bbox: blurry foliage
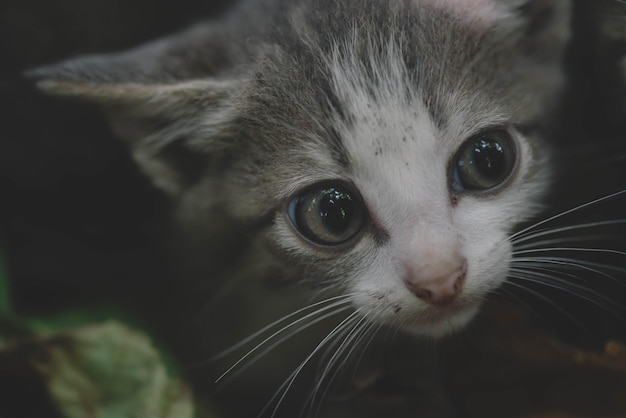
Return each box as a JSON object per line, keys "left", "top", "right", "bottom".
{"left": 0, "top": 254, "right": 207, "bottom": 418}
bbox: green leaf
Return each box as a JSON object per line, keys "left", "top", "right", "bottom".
{"left": 18, "top": 321, "right": 196, "bottom": 418}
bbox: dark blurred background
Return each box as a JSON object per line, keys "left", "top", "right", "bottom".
{"left": 0, "top": 0, "right": 625, "bottom": 351}
{"left": 0, "top": 0, "right": 237, "bottom": 317}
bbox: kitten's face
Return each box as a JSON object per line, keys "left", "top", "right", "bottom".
{"left": 299, "top": 84, "right": 535, "bottom": 337}
{"left": 32, "top": 0, "right": 569, "bottom": 338}
{"left": 228, "top": 39, "right": 553, "bottom": 338}
{"left": 214, "top": 1, "right": 563, "bottom": 337}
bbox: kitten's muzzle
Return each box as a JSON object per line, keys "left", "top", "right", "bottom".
{"left": 403, "top": 255, "right": 467, "bottom": 306}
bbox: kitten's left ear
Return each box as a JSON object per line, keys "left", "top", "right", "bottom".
{"left": 26, "top": 25, "right": 245, "bottom": 196}
{"left": 29, "top": 74, "right": 240, "bottom": 150}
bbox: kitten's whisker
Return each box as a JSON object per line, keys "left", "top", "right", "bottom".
{"left": 315, "top": 319, "right": 378, "bottom": 417}
{"left": 263, "top": 311, "right": 362, "bottom": 418}
{"left": 311, "top": 282, "right": 348, "bottom": 303}
{"left": 513, "top": 256, "right": 626, "bottom": 276}
{"left": 306, "top": 314, "right": 373, "bottom": 418}
{"left": 300, "top": 324, "right": 356, "bottom": 418}
{"left": 497, "top": 285, "right": 570, "bottom": 334}
{"left": 348, "top": 316, "right": 384, "bottom": 383}
{"left": 211, "top": 294, "right": 356, "bottom": 363}
{"left": 509, "top": 189, "right": 626, "bottom": 242}
{"left": 510, "top": 261, "right": 591, "bottom": 283}
{"left": 319, "top": 320, "right": 385, "bottom": 413}
{"left": 215, "top": 302, "right": 353, "bottom": 385}
{"left": 512, "top": 247, "right": 626, "bottom": 257}
{"left": 508, "top": 270, "right": 626, "bottom": 320}
{"left": 496, "top": 285, "right": 537, "bottom": 315}
{"left": 512, "top": 257, "right": 626, "bottom": 285}
{"left": 510, "top": 219, "right": 626, "bottom": 246}
{"left": 318, "top": 315, "right": 375, "bottom": 395}
{"left": 504, "top": 278, "right": 591, "bottom": 334}
{"left": 215, "top": 306, "right": 354, "bottom": 392}
{"left": 314, "top": 314, "right": 361, "bottom": 377}
{"left": 513, "top": 234, "right": 626, "bottom": 251}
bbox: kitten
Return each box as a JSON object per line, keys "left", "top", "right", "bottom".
{"left": 29, "top": 0, "right": 572, "bottom": 415}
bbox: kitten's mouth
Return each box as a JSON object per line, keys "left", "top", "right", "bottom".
{"left": 402, "top": 300, "right": 480, "bottom": 336}
{"left": 423, "top": 301, "right": 468, "bottom": 321}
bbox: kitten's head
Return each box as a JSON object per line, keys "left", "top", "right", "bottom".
{"left": 30, "top": 0, "right": 570, "bottom": 337}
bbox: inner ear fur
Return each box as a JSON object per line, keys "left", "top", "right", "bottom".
{"left": 27, "top": 23, "right": 246, "bottom": 196}
{"left": 31, "top": 77, "right": 242, "bottom": 195}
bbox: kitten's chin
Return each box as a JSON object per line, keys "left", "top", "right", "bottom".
{"left": 400, "top": 302, "right": 481, "bottom": 338}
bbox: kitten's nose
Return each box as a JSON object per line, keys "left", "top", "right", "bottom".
{"left": 403, "top": 255, "right": 467, "bottom": 305}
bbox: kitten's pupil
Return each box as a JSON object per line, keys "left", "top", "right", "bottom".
{"left": 472, "top": 138, "right": 505, "bottom": 180}
{"left": 318, "top": 189, "right": 353, "bottom": 233}
{"left": 453, "top": 130, "right": 516, "bottom": 192}
{"left": 289, "top": 185, "right": 365, "bottom": 246}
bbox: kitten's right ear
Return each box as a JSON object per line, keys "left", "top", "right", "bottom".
{"left": 422, "top": 0, "right": 570, "bottom": 60}
{"left": 26, "top": 25, "right": 246, "bottom": 196}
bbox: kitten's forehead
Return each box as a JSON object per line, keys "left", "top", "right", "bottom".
{"left": 239, "top": 0, "right": 561, "bottom": 212}
{"left": 325, "top": 35, "right": 452, "bottom": 226}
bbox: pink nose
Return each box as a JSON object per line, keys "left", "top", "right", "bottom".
{"left": 403, "top": 257, "right": 467, "bottom": 306}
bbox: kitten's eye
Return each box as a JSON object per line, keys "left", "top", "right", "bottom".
{"left": 287, "top": 184, "right": 366, "bottom": 246}
{"left": 452, "top": 129, "right": 517, "bottom": 192}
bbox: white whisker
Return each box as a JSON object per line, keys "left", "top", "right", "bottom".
{"left": 503, "top": 278, "right": 591, "bottom": 333}
{"left": 513, "top": 234, "right": 625, "bottom": 251}
{"left": 513, "top": 247, "right": 626, "bottom": 257}
{"left": 347, "top": 317, "right": 384, "bottom": 382}
{"left": 497, "top": 285, "right": 554, "bottom": 329}
{"left": 215, "top": 301, "right": 353, "bottom": 385}
{"left": 509, "top": 190, "right": 626, "bottom": 242}
{"left": 305, "top": 314, "right": 373, "bottom": 417}
{"left": 210, "top": 294, "right": 357, "bottom": 363}
{"left": 511, "top": 220, "right": 626, "bottom": 246}
{"left": 263, "top": 310, "right": 363, "bottom": 418}
{"left": 512, "top": 257, "right": 626, "bottom": 285}
{"left": 508, "top": 269, "right": 626, "bottom": 319}
{"left": 510, "top": 261, "right": 592, "bottom": 283}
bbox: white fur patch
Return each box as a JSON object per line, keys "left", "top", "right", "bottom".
{"left": 318, "top": 30, "right": 548, "bottom": 336}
